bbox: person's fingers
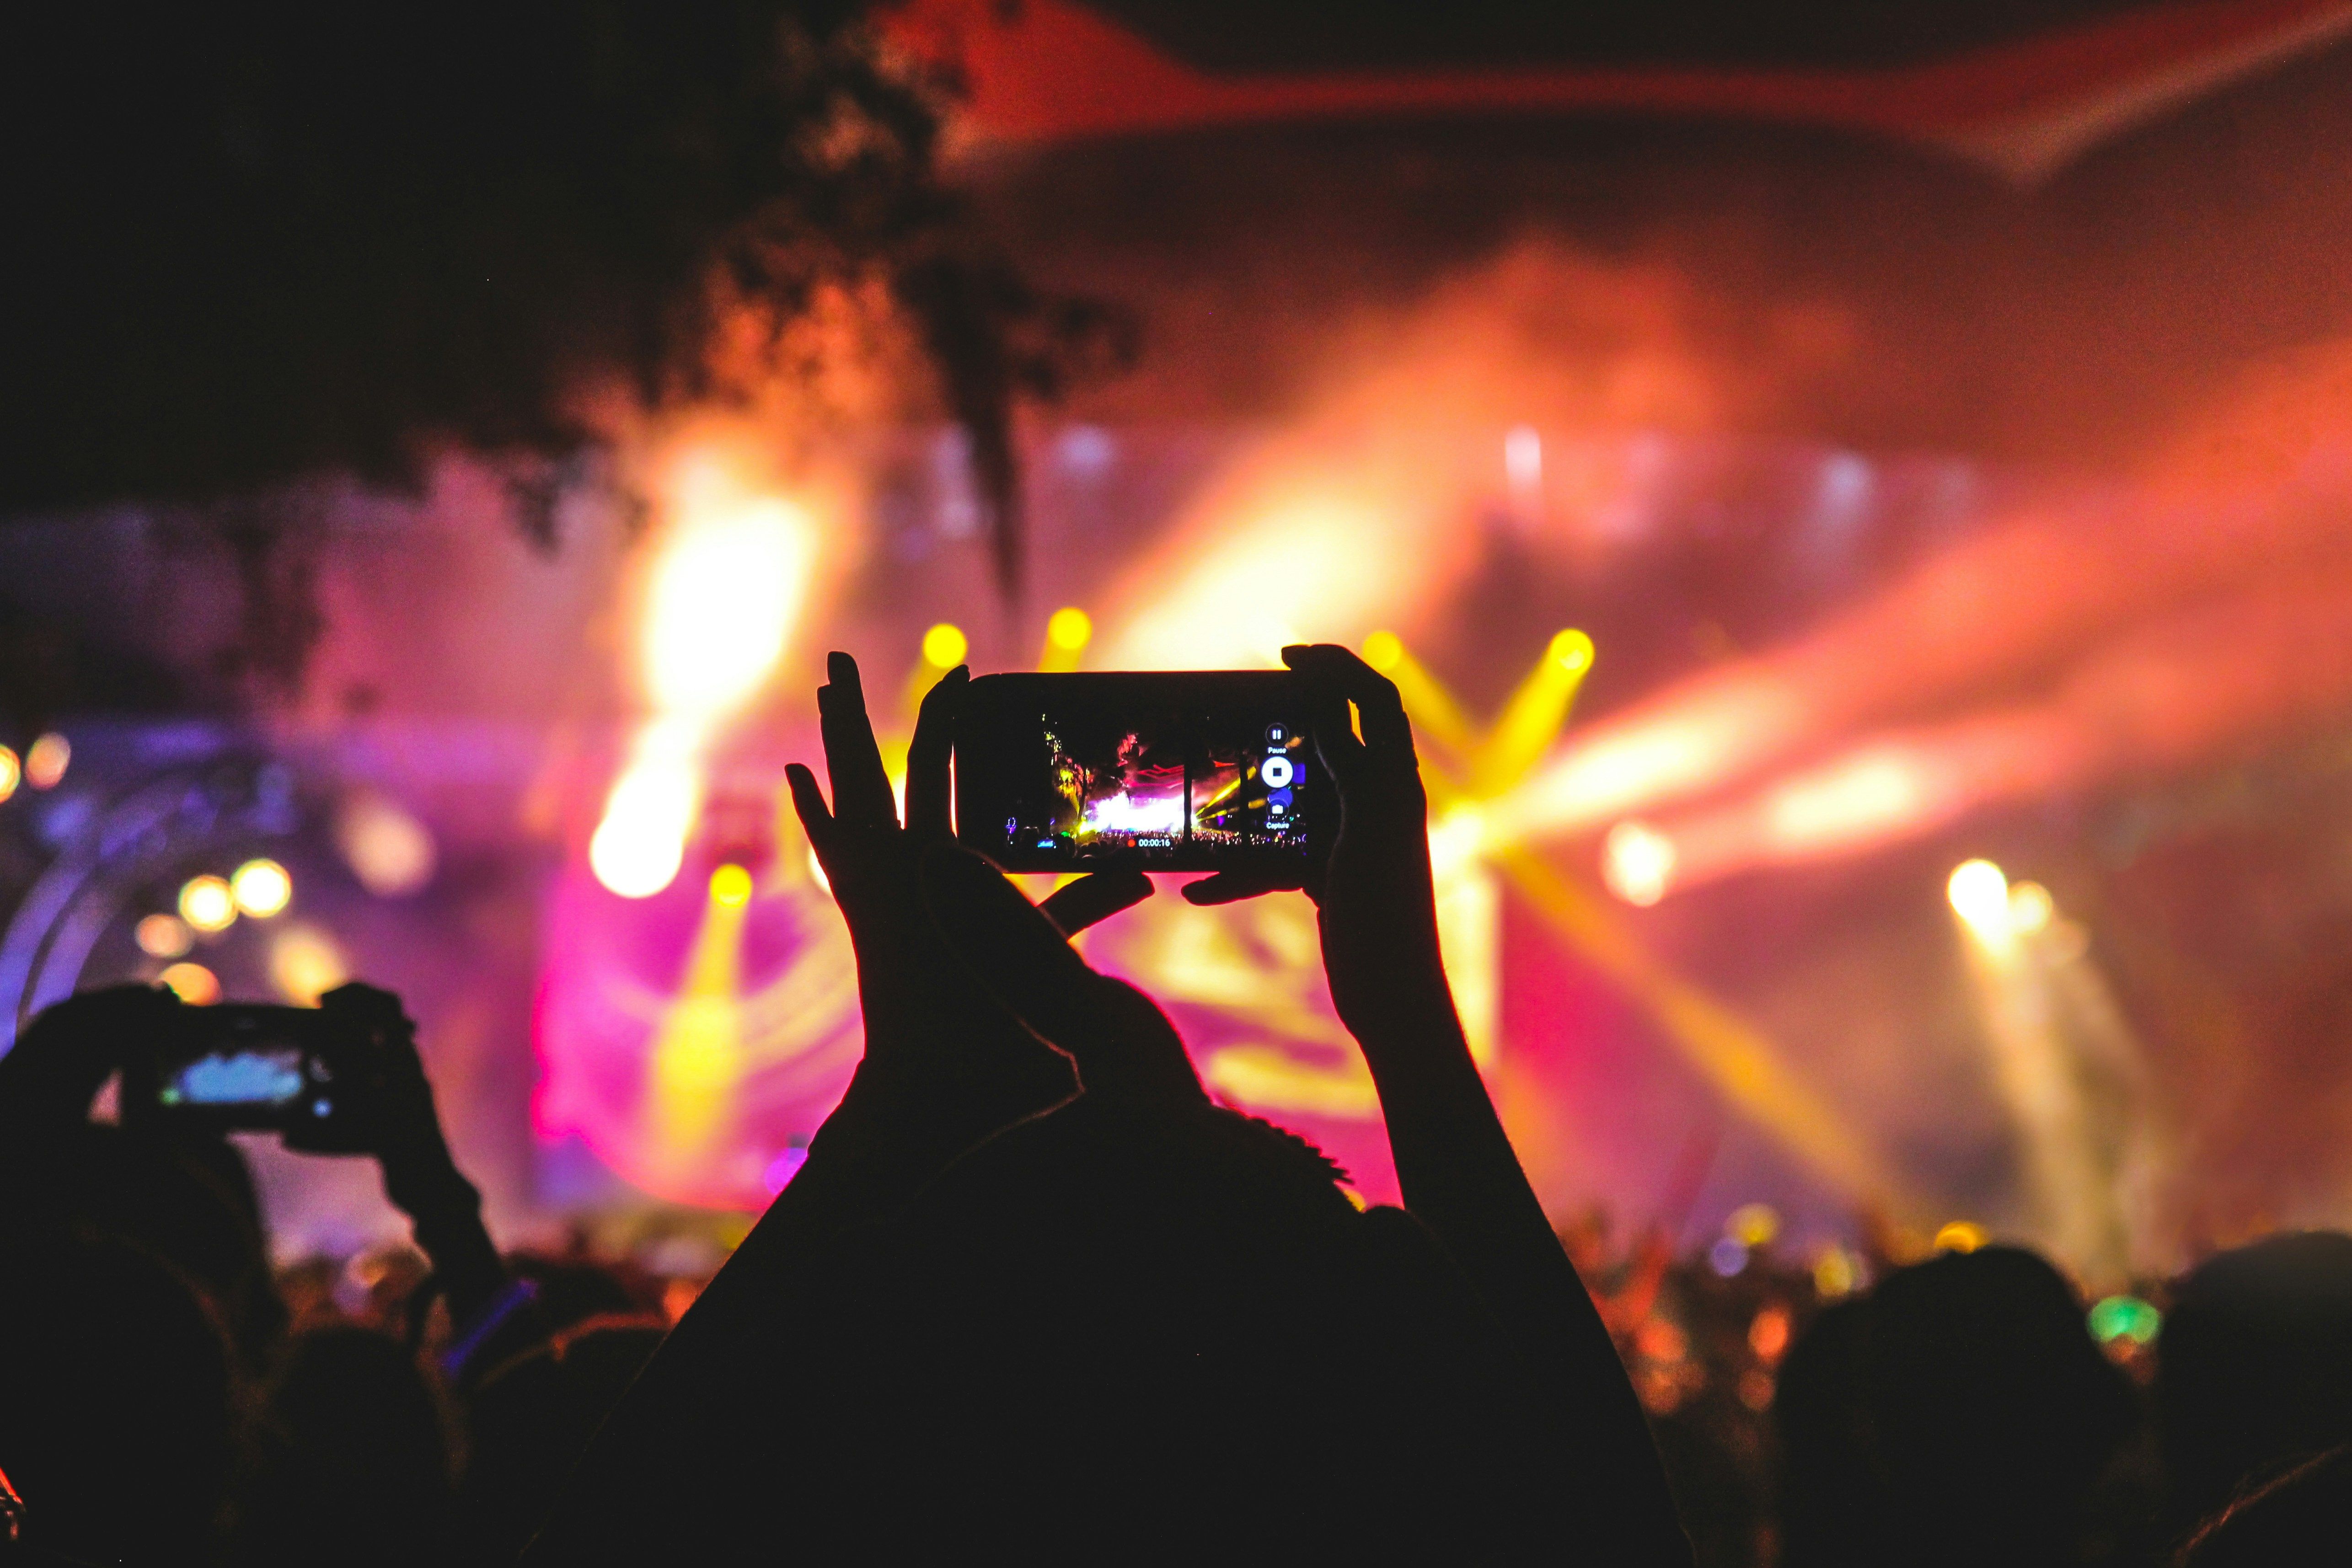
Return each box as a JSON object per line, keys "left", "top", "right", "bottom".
{"left": 1179, "top": 869, "right": 1301, "bottom": 906}
{"left": 819, "top": 652, "right": 898, "bottom": 829}
{"left": 904, "top": 665, "right": 967, "bottom": 845}
{"left": 1037, "top": 870, "right": 1155, "bottom": 937}
{"left": 1286, "top": 643, "right": 1414, "bottom": 763}
{"left": 1282, "top": 644, "right": 1366, "bottom": 787}
{"left": 785, "top": 762, "right": 843, "bottom": 873}
{"left": 921, "top": 848, "right": 1203, "bottom": 1107}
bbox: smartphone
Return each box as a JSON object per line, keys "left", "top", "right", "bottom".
{"left": 122, "top": 1004, "right": 341, "bottom": 1134}
{"left": 954, "top": 671, "right": 1328, "bottom": 873}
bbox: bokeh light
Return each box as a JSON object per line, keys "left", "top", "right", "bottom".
{"left": 270, "top": 925, "right": 350, "bottom": 1006}
{"left": 178, "top": 875, "right": 236, "bottom": 933}
{"left": 1946, "top": 859, "right": 2011, "bottom": 941}
{"left": 1727, "top": 1202, "right": 1781, "bottom": 1248}
{"left": 231, "top": 858, "right": 292, "bottom": 918}
{"left": 1603, "top": 820, "right": 1677, "bottom": 906}
{"left": 1045, "top": 607, "right": 1092, "bottom": 652}
{"left": 2008, "top": 879, "right": 2055, "bottom": 933}
{"left": 336, "top": 791, "right": 436, "bottom": 897}
{"left": 709, "top": 862, "right": 753, "bottom": 908}
{"left": 0, "top": 745, "right": 20, "bottom": 803}
{"left": 135, "top": 913, "right": 193, "bottom": 958}
{"left": 2088, "top": 1294, "right": 2162, "bottom": 1345}
{"left": 1935, "top": 1219, "right": 1988, "bottom": 1253}
{"left": 921, "top": 622, "right": 968, "bottom": 669}
{"left": 1362, "top": 630, "right": 1403, "bottom": 672}
{"left": 23, "top": 733, "right": 69, "bottom": 790}
{"left": 158, "top": 962, "right": 220, "bottom": 1005}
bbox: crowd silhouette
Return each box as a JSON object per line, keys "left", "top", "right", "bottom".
{"left": 3, "top": 648, "right": 2350, "bottom": 1564}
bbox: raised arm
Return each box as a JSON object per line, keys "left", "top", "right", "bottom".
{"left": 1189, "top": 643, "right": 1690, "bottom": 1565}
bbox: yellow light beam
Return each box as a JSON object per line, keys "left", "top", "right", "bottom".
{"left": 649, "top": 864, "right": 755, "bottom": 1169}
{"left": 1039, "top": 606, "right": 1092, "bottom": 672}
{"left": 1475, "top": 629, "right": 1594, "bottom": 795}
{"left": 1494, "top": 842, "right": 1915, "bottom": 1212}
{"left": 1362, "top": 631, "right": 1480, "bottom": 770}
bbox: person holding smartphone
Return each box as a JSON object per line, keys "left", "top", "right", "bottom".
{"left": 529, "top": 646, "right": 1691, "bottom": 1563}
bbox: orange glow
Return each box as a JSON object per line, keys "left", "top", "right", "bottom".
{"left": 158, "top": 962, "right": 220, "bottom": 1005}
{"left": 21, "top": 733, "right": 65, "bottom": 790}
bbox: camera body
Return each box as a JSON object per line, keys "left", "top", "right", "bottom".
{"left": 954, "top": 670, "right": 1330, "bottom": 874}
{"left": 120, "top": 1004, "right": 352, "bottom": 1135}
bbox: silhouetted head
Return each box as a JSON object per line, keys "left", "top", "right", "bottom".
{"left": 2159, "top": 1230, "right": 2352, "bottom": 1526}
{"left": 8, "top": 1122, "right": 284, "bottom": 1365}
{"left": 463, "top": 1316, "right": 667, "bottom": 1562}
{"left": 232, "top": 1325, "right": 454, "bottom": 1568}
{"left": 1777, "top": 1246, "right": 2135, "bottom": 1568}
{"left": 768, "top": 1091, "right": 1559, "bottom": 1557}
{"left": 2175, "top": 1443, "right": 2352, "bottom": 1567}
{"left": 0, "top": 1228, "right": 235, "bottom": 1563}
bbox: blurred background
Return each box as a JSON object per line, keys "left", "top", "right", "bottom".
{"left": 7, "top": 0, "right": 2352, "bottom": 1295}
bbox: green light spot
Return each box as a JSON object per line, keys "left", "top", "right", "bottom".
{"left": 2089, "top": 1295, "right": 2161, "bottom": 1345}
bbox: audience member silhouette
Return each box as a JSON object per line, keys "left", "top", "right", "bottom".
{"left": 1775, "top": 1246, "right": 2137, "bottom": 1567}
{"left": 230, "top": 1324, "right": 457, "bottom": 1568}
{"left": 2173, "top": 1442, "right": 2352, "bottom": 1567}
{"left": 525, "top": 647, "right": 1693, "bottom": 1562}
{"left": 0, "top": 1228, "right": 235, "bottom": 1564}
{"left": 2157, "top": 1230, "right": 2352, "bottom": 1533}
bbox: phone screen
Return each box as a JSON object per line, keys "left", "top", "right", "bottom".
{"left": 157, "top": 1047, "right": 307, "bottom": 1108}
{"left": 129, "top": 1004, "right": 334, "bottom": 1131}
{"left": 954, "top": 671, "right": 1324, "bottom": 872}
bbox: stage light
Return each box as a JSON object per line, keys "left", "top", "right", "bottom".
{"left": 337, "top": 791, "right": 435, "bottom": 897}
{"left": 24, "top": 733, "right": 69, "bottom": 790}
{"left": 1603, "top": 821, "right": 1676, "bottom": 906}
{"left": 1749, "top": 1306, "right": 1792, "bottom": 1361}
{"left": 1428, "top": 806, "right": 1488, "bottom": 880}
{"left": 1478, "top": 628, "right": 1597, "bottom": 791}
{"left": 1709, "top": 1237, "right": 1750, "bottom": 1277}
{"left": 1362, "top": 630, "right": 1403, "bottom": 672}
{"left": 158, "top": 962, "right": 220, "bottom": 1005}
{"left": 921, "top": 622, "right": 968, "bottom": 669}
{"left": 1548, "top": 628, "right": 1594, "bottom": 673}
{"left": 179, "top": 875, "right": 236, "bottom": 933}
{"left": 591, "top": 747, "right": 697, "bottom": 899}
{"left": 642, "top": 496, "right": 810, "bottom": 717}
{"left": 2009, "top": 880, "right": 2054, "bottom": 933}
{"left": 231, "top": 859, "right": 292, "bottom": 918}
{"left": 651, "top": 841, "right": 759, "bottom": 1165}
{"left": 270, "top": 926, "right": 349, "bottom": 1006}
{"left": 136, "top": 913, "right": 193, "bottom": 958}
{"left": 1947, "top": 859, "right": 2011, "bottom": 941}
{"left": 1934, "top": 1220, "right": 1988, "bottom": 1253}
{"left": 1727, "top": 1202, "right": 1781, "bottom": 1248}
{"left": 0, "top": 745, "right": 19, "bottom": 803}
{"left": 1046, "top": 608, "right": 1091, "bottom": 652}
{"left": 709, "top": 862, "right": 753, "bottom": 908}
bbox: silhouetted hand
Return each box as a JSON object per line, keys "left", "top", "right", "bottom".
{"left": 288, "top": 982, "right": 506, "bottom": 1327}
{"left": 1180, "top": 644, "right": 1452, "bottom": 1039}
{"left": 1181, "top": 642, "right": 1692, "bottom": 1566}
{"left": 784, "top": 653, "right": 1154, "bottom": 1202}
{"left": 921, "top": 847, "right": 1201, "bottom": 1109}
{"left": 0, "top": 984, "right": 182, "bottom": 1137}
